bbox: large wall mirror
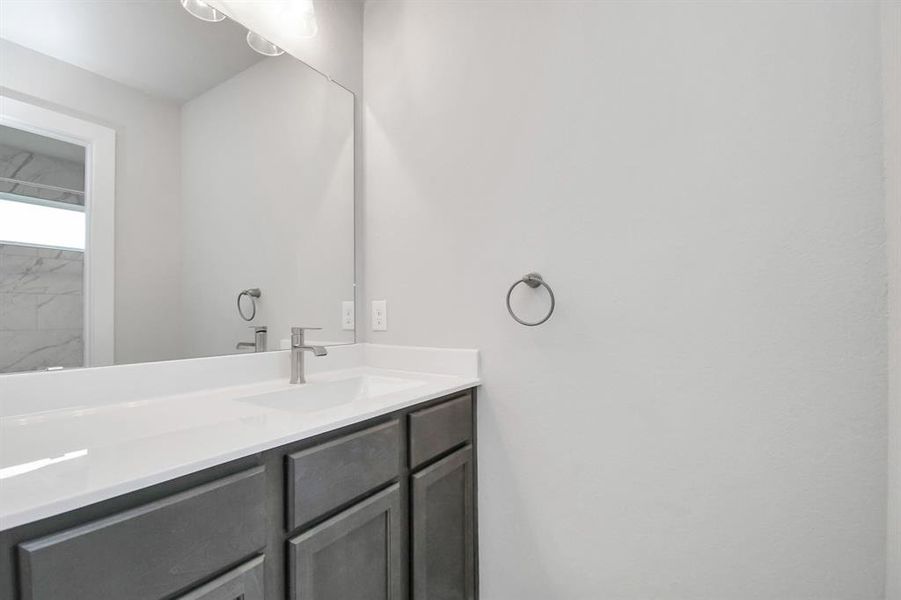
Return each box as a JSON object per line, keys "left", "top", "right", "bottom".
{"left": 0, "top": 0, "right": 355, "bottom": 374}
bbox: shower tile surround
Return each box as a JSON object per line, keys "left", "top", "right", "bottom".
{"left": 0, "top": 245, "right": 84, "bottom": 373}
{"left": 0, "top": 137, "right": 86, "bottom": 373}
{"left": 0, "top": 140, "right": 85, "bottom": 206}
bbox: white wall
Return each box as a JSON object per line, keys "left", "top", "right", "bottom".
{"left": 884, "top": 1, "right": 901, "bottom": 598}
{"left": 0, "top": 40, "right": 183, "bottom": 365}
{"left": 363, "top": 2, "right": 887, "bottom": 598}
{"left": 180, "top": 55, "right": 354, "bottom": 355}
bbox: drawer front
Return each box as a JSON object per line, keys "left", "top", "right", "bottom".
{"left": 177, "top": 555, "right": 265, "bottom": 600}
{"left": 288, "top": 484, "right": 403, "bottom": 600}
{"left": 19, "top": 467, "right": 267, "bottom": 600}
{"left": 409, "top": 393, "right": 473, "bottom": 469}
{"left": 287, "top": 420, "right": 400, "bottom": 530}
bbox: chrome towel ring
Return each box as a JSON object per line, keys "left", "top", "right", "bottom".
{"left": 237, "top": 288, "right": 261, "bottom": 321}
{"left": 506, "top": 272, "right": 555, "bottom": 326}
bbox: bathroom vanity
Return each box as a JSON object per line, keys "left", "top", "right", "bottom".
{"left": 0, "top": 2, "right": 479, "bottom": 598}
{"left": 0, "top": 345, "right": 480, "bottom": 600}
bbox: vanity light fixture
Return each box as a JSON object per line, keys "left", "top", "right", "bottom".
{"left": 246, "top": 30, "right": 285, "bottom": 56}
{"left": 288, "top": 0, "right": 319, "bottom": 39}
{"left": 256, "top": 0, "right": 318, "bottom": 43}
{"left": 180, "top": 0, "right": 227, "bottom": 23}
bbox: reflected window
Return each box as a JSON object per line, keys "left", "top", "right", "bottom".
{"left": 0, "top": 196, "right": 85, "bottom": 251}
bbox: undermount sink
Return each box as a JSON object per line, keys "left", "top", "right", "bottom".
{"left": 237, "top": 374, "right": 426, "bottom": 412}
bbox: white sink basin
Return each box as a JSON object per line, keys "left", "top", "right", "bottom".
{"left": 238, "top": 374, "right": 426, "bottom": 412}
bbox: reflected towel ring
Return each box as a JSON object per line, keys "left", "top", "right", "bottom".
{"left": 506, "top": 272, "right": 555, "bottom": 326}
{"left": 237, "top": 288, "right": 261, "bottom": 321}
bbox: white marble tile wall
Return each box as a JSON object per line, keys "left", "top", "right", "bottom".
{"left": 0, "top": 140, "right": 85, "bottom": 206}
{"left": 0, "top": 244, "right": 83, "bottom": 373}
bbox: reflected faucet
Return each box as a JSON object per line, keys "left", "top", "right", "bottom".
{"left": 290, "top": 327, "right": 327, "bottom": 384}
{"left": 237, "top": 326, "right": 268, "bottom": 352}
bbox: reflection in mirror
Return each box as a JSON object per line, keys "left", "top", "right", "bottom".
{"left": 0, "top": 0, "right": 355, "bottom": 374}
{"left": 0, "top": 127, "right": 86, "bottom": 372}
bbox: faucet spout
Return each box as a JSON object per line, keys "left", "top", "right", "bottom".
{"left": 289, "top": 327, "right": 327, "bottom": 384}
{"left": 237, "top": 326, "right": 267, "bottom": 352}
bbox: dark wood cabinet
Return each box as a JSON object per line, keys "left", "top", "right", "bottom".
{"left": 0, "top": 389, "right": 478, "bottom": 600}
{"left": 411, "top": 446, "right": 476, "bottom": 600}
{"left": 288, "top": 484, "right": 402, "bottom": 600}
{"left": 409, "top": 394, "right": 473, "bottom": 469}
{"left": 287, "top": 420, "right": 401, "bottom": 531}
{"left": 18, "top": 468, "right": 267, "bottom": 600}
{"left": 176, "top": 556, "right": 265, "bottom": 600}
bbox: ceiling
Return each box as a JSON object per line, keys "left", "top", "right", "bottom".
{"left": 0, "top": 0, "right": 265, "bottom": 103}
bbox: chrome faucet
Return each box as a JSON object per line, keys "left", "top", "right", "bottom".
{"left": 236, "top": 325, "right": 268, "bottom": 352}
{"left": 290, "top": 327, "right": 327, "bottom": 384}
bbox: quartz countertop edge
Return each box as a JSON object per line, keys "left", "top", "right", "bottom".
{"left": 0, "top": 362, "right": 480, "bottom": 531}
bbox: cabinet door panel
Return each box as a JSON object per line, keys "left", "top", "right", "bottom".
{"left": 288, "top": 484, "right": 402, "bottom": 600}
{"left": 412, "top": 446, "right": 475, "bottom": 600}
{"left": 177, "top": 555, "right": 264, "bottom": 600}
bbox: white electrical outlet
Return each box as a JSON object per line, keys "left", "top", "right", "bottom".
{"left": 342, "top": 301, "right": 355, "bottom": 330}
{"left": 371, "top": 300, "right": 387, "bottom": 331}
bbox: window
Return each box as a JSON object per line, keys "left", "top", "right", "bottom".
{"left": 0, "top": 194, "right": 85, "bottom": 251}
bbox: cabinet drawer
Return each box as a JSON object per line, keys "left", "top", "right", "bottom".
{"left": 409, "top": 393, "right": 473, "bottom": 469}
{"left": 18, "top": 467, "right": 267, "bottom": 600}
{"left": 287, "top": 420, "right": 400, "bottom": 530}
{"left": 177, "top": 555, "right": 265, "bottom": 600}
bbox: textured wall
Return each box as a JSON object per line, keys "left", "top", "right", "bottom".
{"left": 884, "top": 1, "right": 901, "bottom": 597}
{"left": 363, "top": 1, "right": 887, "bottom": 598}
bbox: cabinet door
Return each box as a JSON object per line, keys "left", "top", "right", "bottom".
{"left": 411, "top": 446, "right": 475, "bottom": 600}
{"left": 176, "top": 555, "right": 264, "bottom": 600}
{"left": 288, "top": 484, "right": 402, "bottom": 600}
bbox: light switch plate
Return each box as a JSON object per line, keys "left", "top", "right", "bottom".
{"left": 342, "top": 301, "right": 355, "bottom": 330}
{"left": 371, "top": 300, "right": 387, "bottom": 331}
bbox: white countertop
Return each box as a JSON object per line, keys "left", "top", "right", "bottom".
{"left": 0, "top": 344, "right": 479, "bottom": 531}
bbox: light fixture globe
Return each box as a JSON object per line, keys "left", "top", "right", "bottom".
{"left": 296, "top": 11, "right": 318, "bottom": 39}
{"left": 180, "top": 0, "right": 226, "bottom": 22}
{"left": 261, "top": 0, "right": 318, "bottom": 40}
{"left": 246, "top": 30, "right": 285, "bottom": 57}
